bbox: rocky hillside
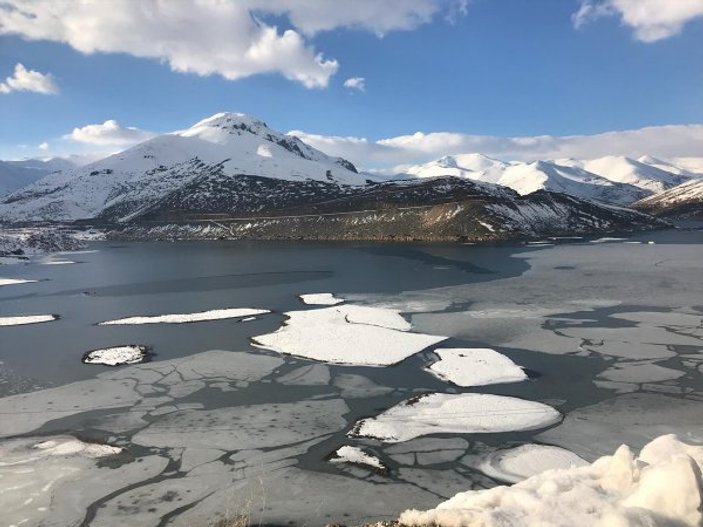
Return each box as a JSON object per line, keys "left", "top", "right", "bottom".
{"left": 633, "top": 179, "right": 703, "bottom": 219}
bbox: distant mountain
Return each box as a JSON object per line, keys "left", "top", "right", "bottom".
{"left": 0, "top": 158, "right": 77, "bottom": 197}
{"left": 395, "top": 155, "right": 650, "bottom": 205}
{"left": 633, "top": 179, "right": 703, "bottom": 219}
{"left": 0, "top": 113, "right": 371, "bottom": 223}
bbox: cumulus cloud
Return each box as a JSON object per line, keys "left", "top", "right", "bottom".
{"left": 343, "top": 77, "right": 366, "bottom": 92}
{"left": 0, "top": 63, "right": 57, "bottom": 94}
{"left": 289, "top": 124, "right": 703, "bottom": 170}
{"left": 38, "top": 142, "right": 49, "bottom": 150}
{"left": 65, "top": 120, "right": 155, "bottom": 147}
{"left": 0, "top": 0, "right": 466, "bottom": 88}
{"left": 573, "top": 0, "right": 703, "bottom": 42}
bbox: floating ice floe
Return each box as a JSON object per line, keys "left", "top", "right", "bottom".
{"left": 329, "top": 445, "right": 387, "bottom": 473}
{"left": 253, "top": 304, "right": 444, "bottom": 366}
{"left": 399, "top": 434, "right": 703, "bottom": 527}
{"left": 0, "top": 277, "right": 38, "bottom": 286}
{"left": 427, "top": 348, "right": 527, "bottom": 387}
{"left": 99, "top": 307, "right": 270, "bottom": 325}
{"left": 82, "top": 345, "right": 150, "bottom": 366}
{"left": 0, "top": 314, "right": 57, "bottom": 326}
{"left": 477, "top": 443, "right": 587, "bottom": 483}
{"left": 299, "top": 292, "right": 344, "bottom": 305}
{"left": 350, "top": 393, "right": 561, "bottom": 442}
{"left": 41, "top": 259, "right": 76, "bottom": 265}
{"left": 589, "top": 237, "right": 628, "bottom": 243}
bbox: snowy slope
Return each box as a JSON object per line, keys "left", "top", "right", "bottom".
{"left": 0, "top": 113, "right": 368, "bottom": 222}
{"left": 398, "top": 154, "right": 509, "bottom": 184}
{"left": 0, "top": 158, "right": 77, "bottom": 197}
{"left": 633, "top": 178, "right": 703, "bottom": 218}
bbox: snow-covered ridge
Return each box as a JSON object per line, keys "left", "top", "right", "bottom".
{"left": 634, "top": 178, "right": 703, "bottom": 218}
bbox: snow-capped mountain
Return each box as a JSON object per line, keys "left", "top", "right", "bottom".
{"left": 557, "top": 156, "right": 690, "bottom": 194}
{"left": 634, "top": 179, "right": 703, "bottom": 219}
{"left": 0, "top": 113, "right": 369, "bottom": 222}
{"left": 395, "top": 156, "right": 650, "bottom": 205}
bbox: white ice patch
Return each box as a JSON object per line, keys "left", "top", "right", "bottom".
{"left": 99, "top": 307, "right": 270, "bottom": 325}
{"left": 253, "top": 304, "right": 444, "bottom": 366}
{"left": 82, "top": 345, "right": 149, "bottom": 366}
{"left": 0, "top": 314, "right": 57, "bottom": 326}
{"left": 427, "top": 348, "right": 527, "bottom": 387}
{"left": 399, "top": 434, "right": 703, "bottom": 527}
{"left": 41, "top": 259, "right": 76, "bottom": 265}
{"left": 0, "top": 277, "right": 38, "bottom": 286}
{"left": 478, "top": 444, "right": 587, "bottom": 483}
{"left": 350, "top": 393, "right": 561, "bottom": 443}
{"left": 329, "top": 445, "right": 387, "bottom": 473}
{"left": 590, "top": 237, "right": 628, "bottom": 243}
{"left": 299, "top": 292, "right": 344, "bottom": 305}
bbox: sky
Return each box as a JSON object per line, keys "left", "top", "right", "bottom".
{"left": 0, "top": 0, "right": 702, "bottom": 168}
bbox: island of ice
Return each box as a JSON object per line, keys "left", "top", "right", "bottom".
{"left": 427, "top": 348, "right": 527, "bottom": 387}
{"left": 400, "top": 434, "right": 703, "bottom": 527}
{"left": 299, "top": 292, "right": 344, "bottom": 305}
{"left": 0, "top": 314, "right": 57, "bottom": 326}
{"left": 329, "top": 445, "right": 387, "bottom": 473}
{"left": 0, "top": 277, "right": 38, "bottom": 286}
{"left": 477, "top": 443, "right": 587, "bottom": 483}
{"left": 253, "top": 304, "right": 445, "bottom": 366}
{"left": 350, "top": 393, "right": 561, "bottom": 442}
{"left": 99, "top": 307, "right": 270, "bottom": 325}
{"left": 82, "top": 345, "right": 149, "bottom": 366}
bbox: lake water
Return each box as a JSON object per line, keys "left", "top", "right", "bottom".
{"left": 1, "top": 228, "right": 702, "bottom": 526}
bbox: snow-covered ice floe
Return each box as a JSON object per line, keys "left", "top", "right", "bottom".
{"left": 0, "top": 277, "right": 38, "bottom": 286}
{"left": 427, "top": 348, "right": 527, "bottom": 387}
{"left": 82, "top": 345, "right": 150, "bottom": 366}
{"left": 477, "top": 443, "right": 587, "bottom": 483}
{"left": 299, "top": 292, "right": 344, "bottom": 305}
{"left": 399, "top": 434, "right": 703, "bottom": 527}
{"left": 99, "top": 307, "right": 270, "bottom": 325}
{"left": 329, "top": 445, "right": 387, "bottom": 473}
{"left": 41, "top": 259, "right": 76, "bottom": 265}
{"left": 350, "top": 393, "right": 561, "bottom": 442}
{"left": 0, "top": 314, "right": 57, "bottom": 326}
{"left": 252, "top": 304, "right": 445, "bottom": 366}
{"left": 590, "top": 237, "right": 628, "bottom": 243}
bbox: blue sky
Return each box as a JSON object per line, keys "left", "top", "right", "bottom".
{"left": 0, "top": 0, "right": 701, "bottom": 164}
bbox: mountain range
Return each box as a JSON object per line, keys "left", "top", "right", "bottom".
{"left": 1, "top": 112, "right": 699, "bottom": 242}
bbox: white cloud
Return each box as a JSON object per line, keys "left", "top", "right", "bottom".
{"left": 0, "top": 1, "right": 466, "bottom": 89}
{"left": 65, "top": 120, "right": 155, "bottom": 146}
{"left": 289, "top": 124, "right": 703, "bottom": 169}
{"left": 573, "top": 0, "right": 703, "bottom": 42}
{"left": 0, "top": 63, "right": 57, "bottom": 94}
{"left": 343, "top": 77, "right": 366, "bottom": 92}
{"left": 38, "top": 142, "right": 49, "bottom": 150}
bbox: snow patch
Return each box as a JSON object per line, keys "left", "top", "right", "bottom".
{"left": 82, "top": 345, "right": 150, "bottom": 366}
{"left": 329, "top": 445, "right": 387, "bottom": 473}
{"left": 0, "top": 314, "right": 57, "bottom": 326}
{"left": 427, "top": 348, "right": 527, "bottom": 387}
{"left": 399, "top": 434, "right": 703, "bottom": 527}
{"left": 253, "top": 304, "right": 444, "bottom": 366}
{"left": 350, "top": 393, "right": 561, "bottom": 442}
{"left": 299, "top": 292, "right": 344, "bottom": 305}
{"left": 99, "top": 307, "right": 270, "bottom": 325}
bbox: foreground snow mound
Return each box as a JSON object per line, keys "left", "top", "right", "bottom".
{"left": 253, "top": 304, "right": 444, "bottom": 366}
{"left": 0, "top": 314, "right": 57, "bottom": 326}
{"left": 400, "top": 434, "right": 703, "bottom": 527}
{"left": 427, "top": 348, "right": 527, "bottom": 387}
{"left": 99, "top": 307, "right": 269, "bottom": 325}
{"left": 82, "top": 345, "right": 149, "bottom": 366}
{"left": 350, "top": 393, "right": 561, "bottom": 442}
{"left": 299, "top": 292, "right": 345, "bottom": 305}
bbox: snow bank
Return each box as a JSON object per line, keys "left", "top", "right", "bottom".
{"left": 0, "top": 314, "right": 57, "bottom": 326}
{"left": 82, "top": 345, "right": 149, "bottom": 366}
{"left": 252, "top": 304, "right": 444, "bottom": 366}
{"left": 99, "top": 307, "right": 270, "bottom": 325}
{"left": 0, "top": 277, "right": 37, "bottom": 286}
{"left": 427, "top": 348, "right": 527, "bottom": 387}
{"left": 400, "top": 434, "right": 703, "bottom": 527}
{"left": 299, "top": 292, "right": 344, "bottom": 305}
{"left": 329, "top": 445, "right": 387, "bottom": 473}
{"left": 478, "top": 444, "right": 587, "bottom": 483}
{"left": 350, "top": 393, "right": 561, "bottom": 442}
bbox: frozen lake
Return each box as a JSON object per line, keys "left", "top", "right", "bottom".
{"left": 1, "top": 229, "right": 702, "bottom": 526}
